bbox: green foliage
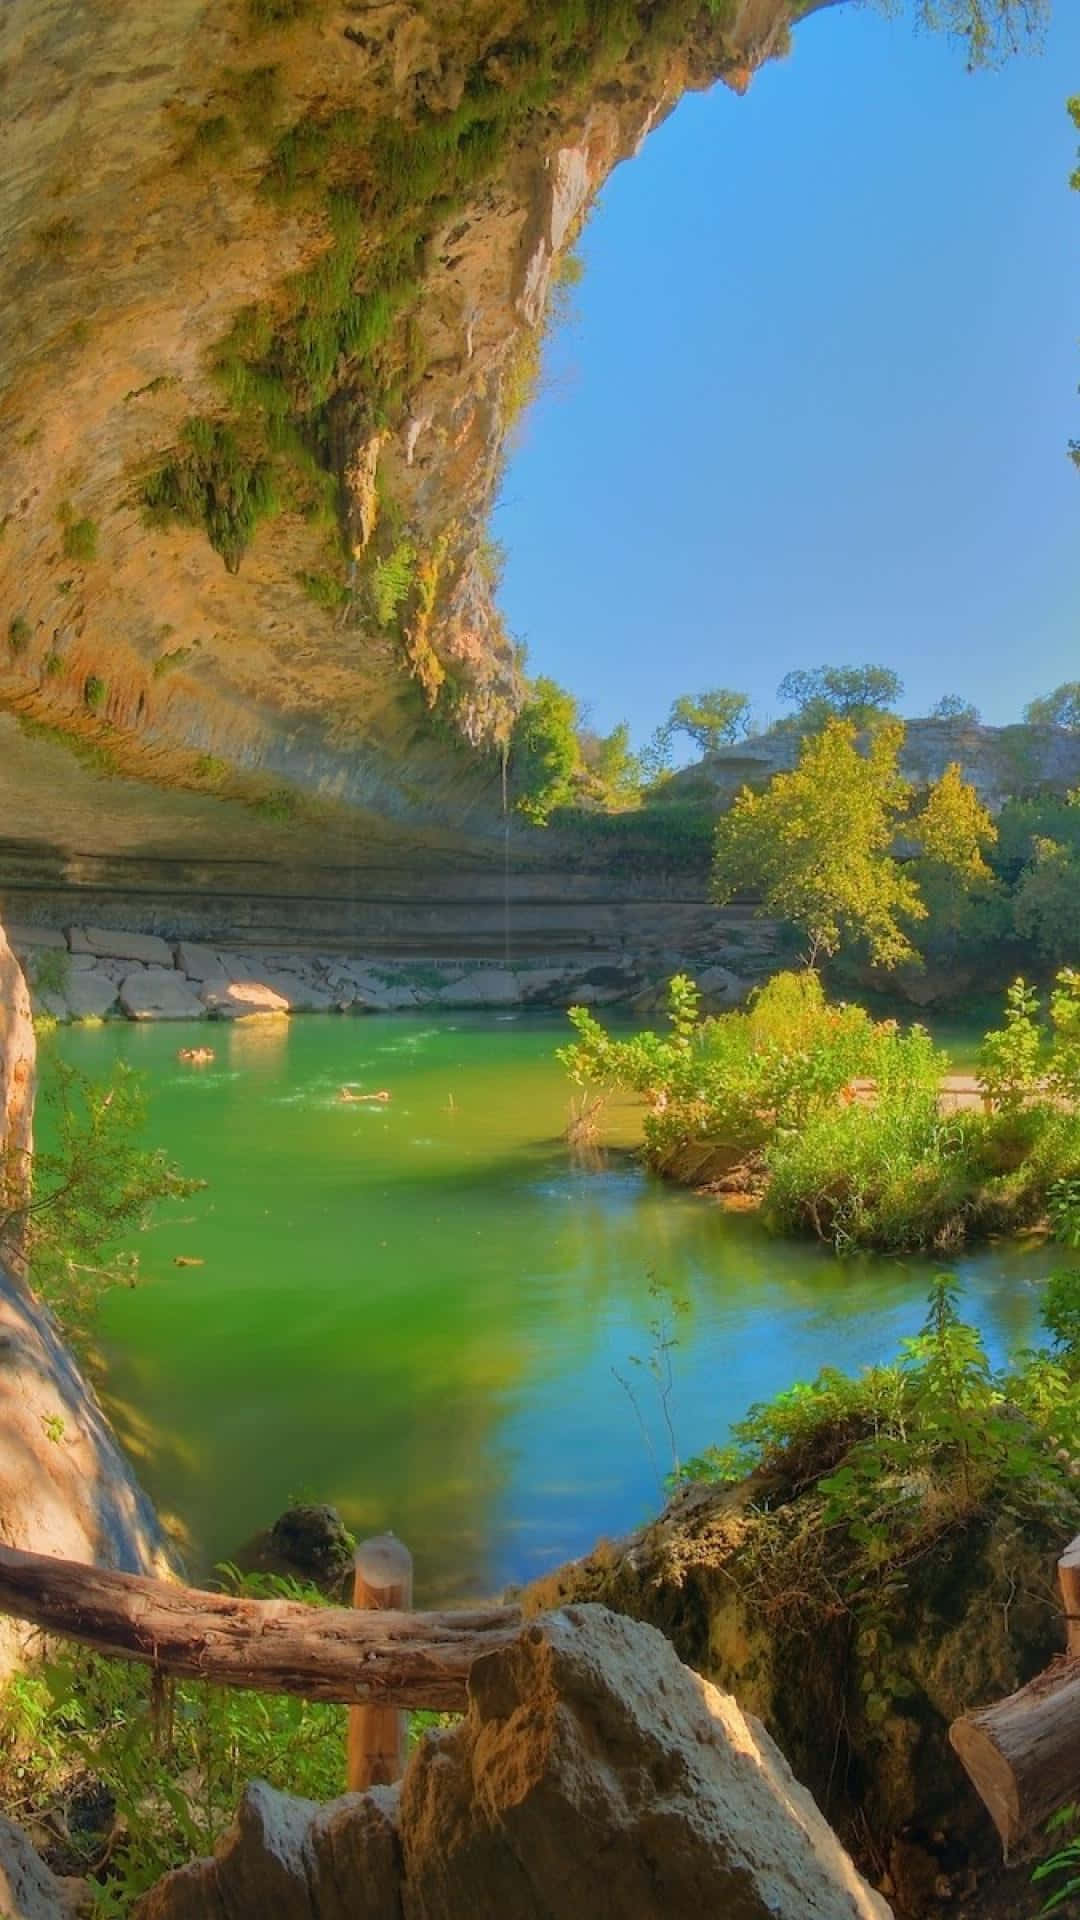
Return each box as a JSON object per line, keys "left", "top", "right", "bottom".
{"left": 152, "top": 646, "right": 196, "bottom": 678}
{"left": 510, "top": 676, "right": 581, "bottom": 822}
{"left": 6, "top": 1059, "right": 199, "bottom": 1338}
{"left": 562, "top": 971, "right": 1080, "bottom": 1253}
{"left": 978, "top": 976, "right": 1043, "bottom": 1111}
{"left": 774, "top": 663, "right": 903, "bottom": 733}
{"left": 576, "top": 722, "right": 642, "bottom": 806}
{"left": 548, "top": 797, "right": 716, "bottom": 872}
{"left": 84, "top": 674, "right": 107, "bottom": 712}
{"left": 1013, "top": 836, "right": 1080, "bottom": 962}
{"left": 370, "top": 540, "right": 416, "bottom": 628}
{"left": 0, "top": 1568, "right": 343, "bottom": 1913}
{"left": 30, "top": 948, "right": 71, "bottom": 999}
{"left": 900, "top": 0, "right": 1047, "bottom": 67}
{"left": 560, "top": 969, "right": 883, "bottom": 1178}
{"left": 930, "top": 693, "right": 980, "bottom": 723}
{"left": 681, "top": 1275, "right": 1080, "bottom": 1617}
{"left": 1024, "top": 682, "right": 1080, "bottom": 730}
{"left": 713, "top": 718, "right": 923, "bottom": 967}
{"left": 297, "top": 569, "right": 349, "bottom": 611}
{"left": 61, "top": 515, "right": 99, "bottom": 564}
{"left": 665, "top": 688, "right": 751, "bottom": 754}
{"left": 7, "top": 612, "right": 30, "bottom": 654}
{"left": 143, "top": 419, "right": 277, "bottom": 573}
{"left": 251, "top": 785, "right": 298, "bottom": 821}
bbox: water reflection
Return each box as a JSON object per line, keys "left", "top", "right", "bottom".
{"left": 47, "top": 1012, "right": 1054, "bottom": 1602}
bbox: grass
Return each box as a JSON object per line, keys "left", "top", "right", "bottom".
{"left": 143, "top": 419, "right": 277, "bottom": 573}
{"left": 16, "top": 716, "right": 120, "bottom": 778}
{"left": 60, "top": 515, "right": 99, "bottom": 564}
{"left": 83, "top": 675, "right": 106, "bottom": 712}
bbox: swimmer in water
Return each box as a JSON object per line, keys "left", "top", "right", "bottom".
{"left": 339, "top": 1087, "right": 391, "bottom": 1103}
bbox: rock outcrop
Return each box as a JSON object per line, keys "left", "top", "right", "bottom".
{"left": 138, "top": 1604, "right": 891, "bottom": 1920}
{"left": 524, "top": 1481, "right": 1076, "bottom": 1908}
{"left": 0, "top": 1813, "right": 85, "bottom": 1920}
{"left": 0, "top": 0, "right": 828, "bottom": 833}
{"left": 0, "top": 914, "right": 172, "bottom": 1682}
{"left": 0, "top": 919, "right": 34, "bottom": 1270}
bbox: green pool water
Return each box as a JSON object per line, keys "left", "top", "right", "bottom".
{"left": 48, "top": 1011, "right": 1051, "bottom": 1604}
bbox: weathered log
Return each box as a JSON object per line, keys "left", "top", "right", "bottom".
{"left": 347, "top": 1532, "right": 414, "bottom": 1789}
{"left": 949, "top": 1655, "right": 1080, "bottom": 1856}
{"left": 949, "top": 1534, "right": 1080, "bottom": 1854}
{"left": 0, "top": 1544, "right": 520, "bottom": 1709}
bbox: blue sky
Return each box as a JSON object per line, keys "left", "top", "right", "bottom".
{"left": 494, "top": 3, "right": 1079, "bottom": 746}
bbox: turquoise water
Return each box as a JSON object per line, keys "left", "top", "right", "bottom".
{"left": 49, "top": 1013, "right": 1051, "bottom": 1605}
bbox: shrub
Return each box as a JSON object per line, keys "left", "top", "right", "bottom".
{"left": 83, "top": 674, "right": 106, "bottom": 711}
{"left": 61, "top": 516, "right": 98, "bottom": 564}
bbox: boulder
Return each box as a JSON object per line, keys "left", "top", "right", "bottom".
{"left": 269, "top": 1504, "right": 354, "bottom": 1582}
{"left": 695, "top": 964, "right": 752, "bottom": 1007}
{"left": 0, "top": 1813, "right": 86, "bottom": 1918}
{"left": 139, "top": 1607, "right": 890, "bottom": 1920}
{"left": 4, "top": 926, "right": 67, "bottom": 953}
{"left": 438, "top": 970, "right": 521, "bottom": 1007}
{"left": 201, "top": 980, "right": 290, "bottom": 1019}
{"left": 119, "top": 969, "right": 205, "bottom": 1021}
{"left": 68, "top": 927, "right": 173, "bottom": 966}
{"left": 174, "top": 942, "right": 226, "bottom": 982}
{"left": 351, "top": 983, "right": 420, "bottom": 1012}
{"left": 138, "top": 1780, "right": 402, "bottom": 1920}
{"left": 62, "top": 970, "right": 120, "bottom": 1019}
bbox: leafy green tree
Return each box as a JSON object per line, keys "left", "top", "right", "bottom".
{"left": 1013, "top": 836, "right": 1080, "bottom": 960}
{"left": 666, "top": 689, "right": 751, "bottom": 755}
{"left": 509, "top": 676, "right": 581, "bottom": 823}
{"left": 775, "top": 664, "right": 903, "bottom": 734}
{"left": 898, "top": 0, "right": 1047, "bottom": 68}
{"left": 1024, "top": 682, "right": 1080, "bottom": 730}
{"left": 712, "top": 718, "right": 924, "bottom": 967}
{"left": 913, "top": 761, "right": 996, "bottom": 883}
{"left": 931, "top": 694, "right": 980, "bottom": 724}
{"left": 578, "top": 721, "right": 642, "bottom": 805}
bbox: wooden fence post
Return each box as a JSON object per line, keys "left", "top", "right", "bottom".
{"left": 347, "top": 1532, "right": 414, "bottom": 1791}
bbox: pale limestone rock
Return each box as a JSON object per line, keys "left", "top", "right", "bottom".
{"left": 5, "top": 926, "right": 67, "bottom": 953}
{"left": 438, "top": 968, "right": 520, "bottom": 1006}
{"left": 138, "top": 1608, "right": 890, "bottom": 1920}
{"left": 0, "top": 920, "right": 34, "bottom": 1268}
{"left": 202, "top": 980, "right": 290, "bottom": 1019}
{"left": 63, "top": 971, "right": 120, "bottom": 1019}
{"left": 69, "top": 928, "right": 173, "bottom": 966}
{"left": 351, "top": 984, "right": 420, "bottom": 1012}
{"left": 137, "top": 1781, "right": 402, "bottom": 1920}
{"left": 119, "top": 969, "right": 205, "bottom": 1021}
{"left": 695, "top": 964, "right": 752, "bottom": 1006}
{"left": 175, "top": 941, "right": 226, "bottom": 982}
{"left": 0, "top": 1813, "right": 86, "bottom": 1918}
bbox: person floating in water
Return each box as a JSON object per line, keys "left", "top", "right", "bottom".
{"left": 339, "top": 1087, "right": 390, "bottom": 1103}
{"left": 178, "top": 1047, "right": 215, "bottom": 1065}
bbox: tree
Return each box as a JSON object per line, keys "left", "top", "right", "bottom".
{"left": 1012, "top": 836, "right": 1080, "bottom": 961}
{"left": 1023, "top": 682, "right": 1080, "bottom": 731}
{"left": 578, "top": 722, "right": 642, "bottom": 806}
{"left": 897, "top": 0, "right": 1047, "bottom": 68}
{"left": 509, "top": 677, "right": 581, "bottom": 823}
{"left": 666, "top": 689, "right": 751, "bottom": 755}
{"left": 712, "top": 718, "right": 924, "bottom": 967}
{"left": 775, "top": 664, "right": 903, "bottom": 734}
{"left": 931, "top": 694, "right": 980, "bottom": 725}
{"left": 908, "top": 763, "right": 1001, "bottom": 953}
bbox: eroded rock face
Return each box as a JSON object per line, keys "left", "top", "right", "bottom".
{"left": 0, "top": 1812, "right": 86, "bottom": 1920}
{"left": 0, "top": 914, "right": 172, "bottom": 1681}
{"left": 139, "top": 1605, "right": 890, "bottom": 1920}
{"left": 0, "top": 0, "right": 825, "bottom": 828}
{"left": 0, "top": 919, "right": 34, "bottom": 1270}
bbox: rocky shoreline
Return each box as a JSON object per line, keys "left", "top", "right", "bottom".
{"left": 7, "top": 923, "right": 767, "bottom": 1025}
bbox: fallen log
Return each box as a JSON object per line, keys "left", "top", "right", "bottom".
{"left": 0, "top": 1544, "right": 521, "bottom": 1709}
{"left": 949, "top": 1532, "right": 1080, "bottom": 1854}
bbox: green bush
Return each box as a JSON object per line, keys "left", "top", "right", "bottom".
{"left": 61, "top": 517, "right": 99, "bottom": 564}
{"left": 7, "top": 613, "right": 30, "bottom": 654}
{"left": 144, "top": 420, "right": 277, "bottom": 573}
{"left": 83, "top": 674, "right": 106, "bottom": 711}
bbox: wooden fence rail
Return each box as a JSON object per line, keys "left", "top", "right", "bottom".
{"left": 0, "top": 1543, "right": 520, "bottom": 1712}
